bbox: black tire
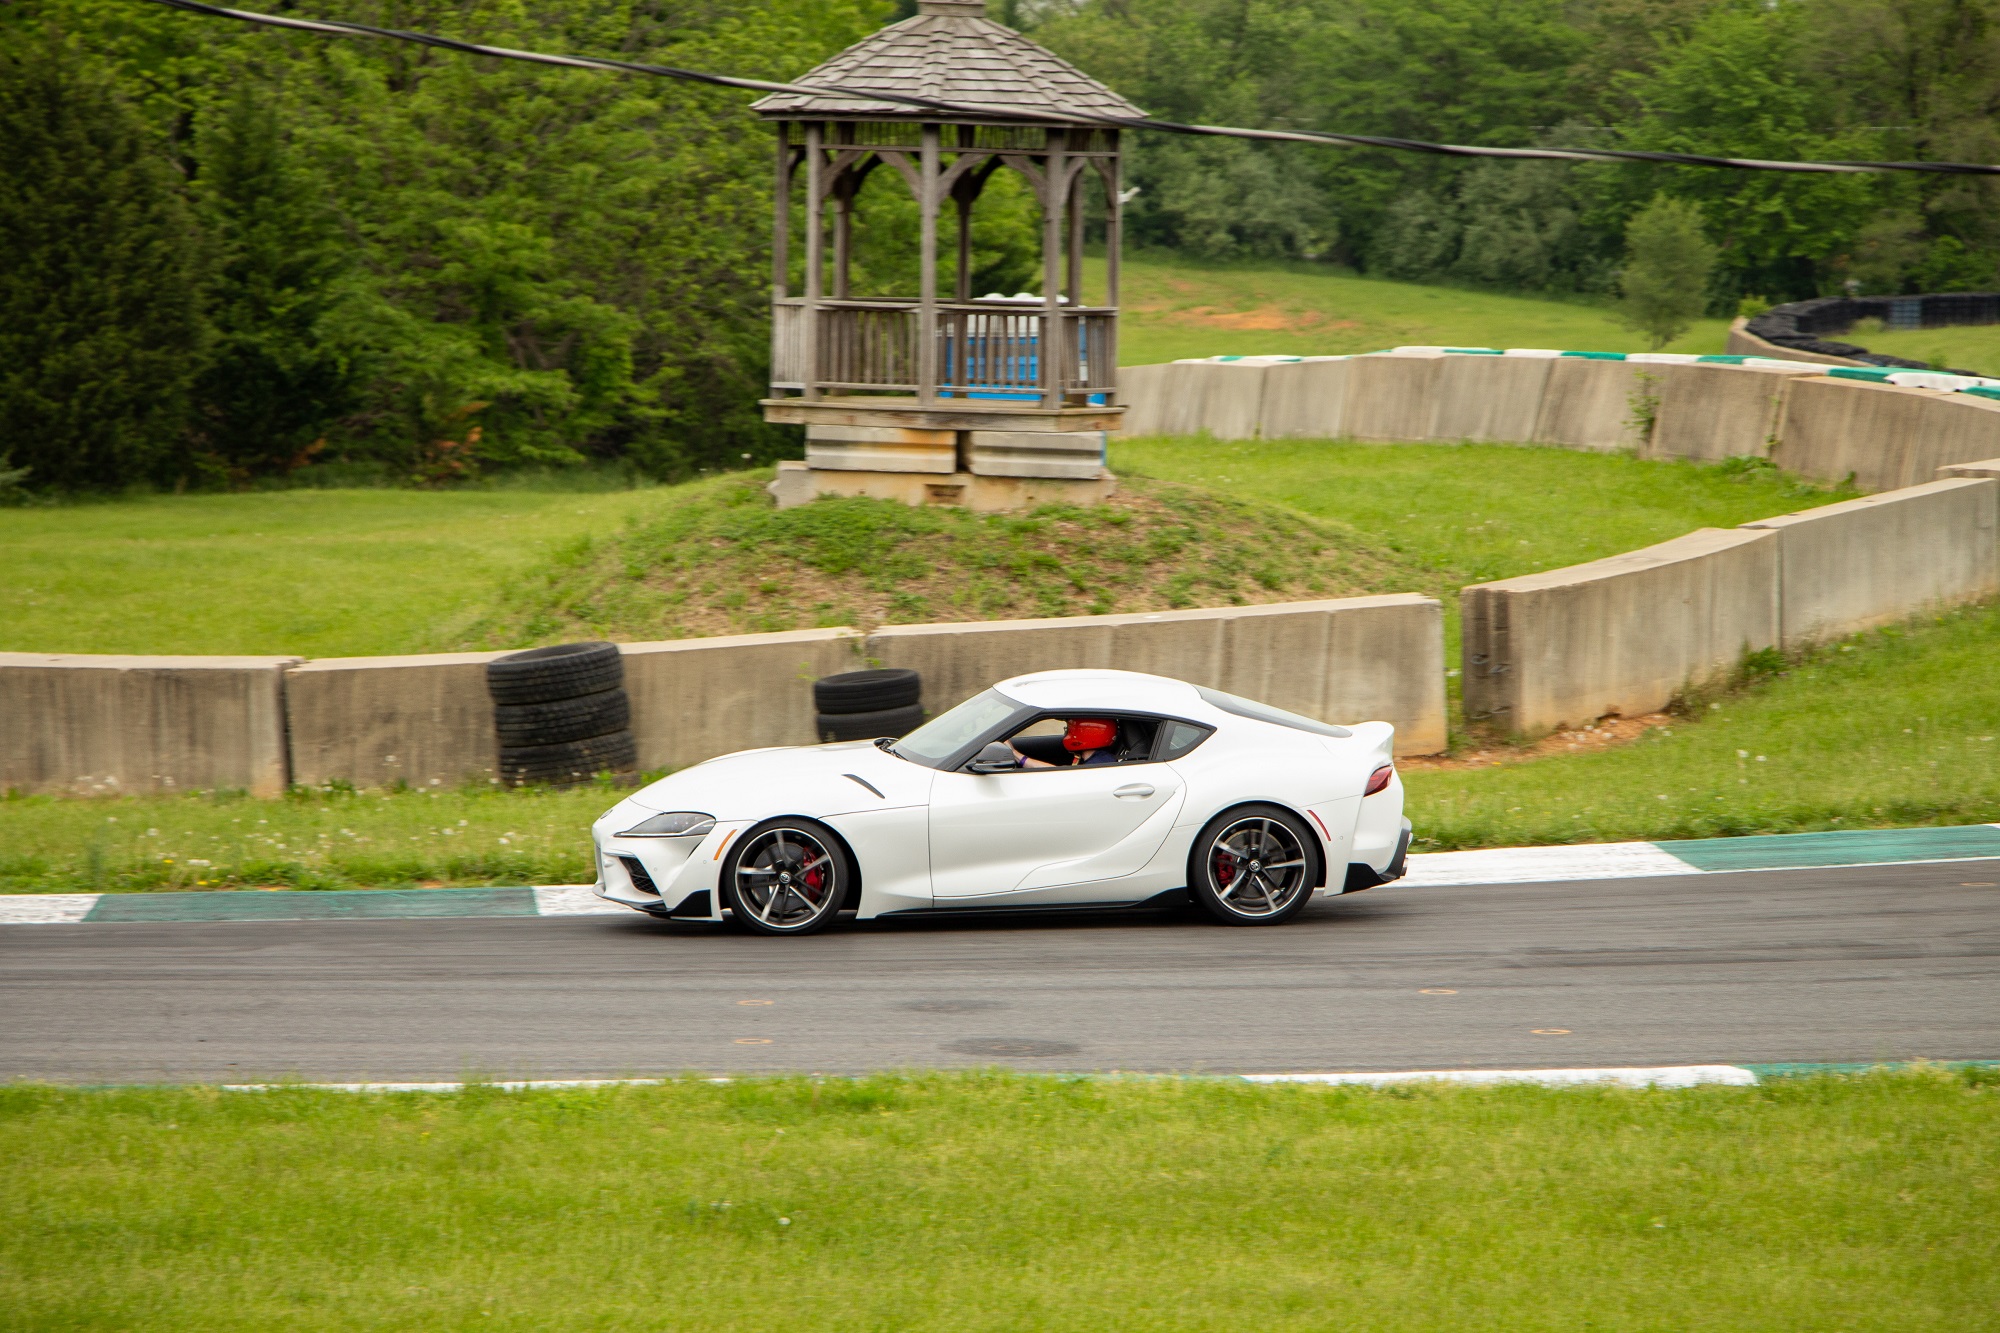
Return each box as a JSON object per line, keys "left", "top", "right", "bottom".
{"left": 719, "top": 818, "right": 850, "bottom": 936}
{"left": 498, "top": 729, "right": 637, "bottom": 788}
{"left": 813, "top": 668, "right": 921, "bottom": 715}
{"left": 817, "top": 703, "right": 925, "bottom": 743}
{"left": 494, "top": 687, "right": 630, "bottom": 747}
{"left": 1187, "top": 804, "right": 1321, "bottom": 926}
{"left": 487, "top": 642, "right": 623, "bottom": 706}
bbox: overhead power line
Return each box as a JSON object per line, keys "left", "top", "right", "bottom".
{"left": 141, "top": 0, "right": 2000, "bottom": 177}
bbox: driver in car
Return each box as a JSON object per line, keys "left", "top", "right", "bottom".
{"left": 1016, "top": 717, "right": 1120, "bottom": 768}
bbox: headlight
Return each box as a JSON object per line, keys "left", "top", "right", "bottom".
{"left": 618, "top": 811, "right": 716, "bottom": 838}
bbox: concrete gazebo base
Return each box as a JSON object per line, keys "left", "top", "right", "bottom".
{"left": 768, "top": 460, "right": 1116, "bottom": 511}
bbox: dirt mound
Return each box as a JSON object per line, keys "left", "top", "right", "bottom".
{"left": 468, "top": 470, "right": 1419, "bottom": 645}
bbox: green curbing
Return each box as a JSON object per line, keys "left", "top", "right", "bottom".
{"left": 1660, "top": 824, "right": 2000, "bottom": 871}
{"left": 1742, "top": 1060, "right": 2000, "bottom": 1079}
{"left": 84, "top": 887, "right": 539, "bottom": 922}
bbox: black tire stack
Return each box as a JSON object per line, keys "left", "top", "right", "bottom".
{"left": 814, "top": 668, "right": 924, "bottom": 743}
{"left": 487, "top": 642, "right": 637, "bottom": 787}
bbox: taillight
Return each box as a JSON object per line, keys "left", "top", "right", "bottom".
{"left": 1363, "top": 764, "right": 1395, "bottom": 796}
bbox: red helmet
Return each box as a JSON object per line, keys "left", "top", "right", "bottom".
{"left": 1064, "top": 718, "right": 1117, "bottom": 752}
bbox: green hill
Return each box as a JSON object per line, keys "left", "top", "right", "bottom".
{"left": 465, "top": 473, "right": 1414, "bottom": 645}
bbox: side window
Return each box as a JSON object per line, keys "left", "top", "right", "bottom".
{"left": 1159, "top": 721, "right": 1213, "bottom": 760}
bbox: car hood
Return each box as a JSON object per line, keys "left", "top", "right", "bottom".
{"left": 623, "top": 740, "right": 936, "bottom": 822}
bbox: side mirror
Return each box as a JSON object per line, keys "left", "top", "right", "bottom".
{"left": 965, "top": 741, "right": 1019, "bottom": 774}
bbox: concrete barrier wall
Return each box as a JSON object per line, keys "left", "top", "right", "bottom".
{"left": 1645, "top": 362, "right": 1821, "bottom": 462}
{"left": 1530, "top": 357, "right": 1651, "bottom": 452}
{"left": 0, "top": 653, "right": 296, "bottom": 796}
{"left": 1742, "top": 478, "right": 1999, "bottom": 646}
{"left": 1260, "top": 359, "right": 1350, "bottom": 439}
{"left": 1114, "top": 361, "right": 1265, "bottom": 439}
{"left": 622, "top": 629, "right": 861, "bottom": 771}
{"left": 1343, "top": 352, "right": 1444, "bottom": 441}
{"left": 1429, "top": 354, "right": 1552, "bottom": 443}
{"left": 1725, "top": 318, "right": 1864, "bottom": 367}
{"left": 1772, "top": 378, "right": 2000, "bottom": 492}
{"left": 868, "top": 593, "right": 1447, "bottom": 756}
{"left": 1128, "top": 352, "right": 2000, "bottom": 489}
{"left": 287, "top": 651, "right": 507, "bottom": 790}
{"left": 1462, "top": 529, "right": 1779, "bottom": 737}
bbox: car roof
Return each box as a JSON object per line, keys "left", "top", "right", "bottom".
{"left": 993, "top": 669, "right": 1206, "bottom": 716}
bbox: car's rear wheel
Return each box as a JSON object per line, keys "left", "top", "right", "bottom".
{"left": 720, "top": 819, "right": 849, "bottom": 936}
{"left": 1188, "top": 805, "right": 1320, "bottom": 926}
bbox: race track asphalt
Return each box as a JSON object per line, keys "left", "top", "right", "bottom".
{"left": 4, "top": 860, "right": 1997, "bottom": 1083}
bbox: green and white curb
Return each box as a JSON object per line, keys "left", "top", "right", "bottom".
{"left": 218, "top": 1061, "right": 1998, "bottom": 1094}
{"left": 1401, "top": 822, "right": 2000, "bottom": 886}
{"left": 5, "top": 823, "right": 1999, "bottom": 925}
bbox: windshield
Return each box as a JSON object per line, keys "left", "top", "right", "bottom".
{"left": 890, "top": 689, "right": 1025, "bottom": 769}
{"left": 1195, "top": 686, "right": 1353, "bottom": 738}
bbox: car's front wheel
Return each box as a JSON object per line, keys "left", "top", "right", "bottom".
{"left": 1188, "top": 804, "right": 1320, "bottom": 926}
{"left": 720, "top": 818, "right": 850, "bottom": 936}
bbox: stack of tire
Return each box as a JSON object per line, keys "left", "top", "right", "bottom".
{"left": 815, "top": 668, "right": 924, "bottom": 743}
{"left": 487, "top": 642, "right": 637, "bottom": 787}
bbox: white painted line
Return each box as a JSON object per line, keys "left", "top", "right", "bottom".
{"left": 532, "top": 884, "right": 634, "bottom": 916}
{"left": 224, "top": 1078, "right": 682, "bottom": 1093}
{"left": 1402, "top": 842, "right": 1697, "bottom": 887}
{"left": 0, "top": 894, "right": 100, "bottom": 925}
{"left": 1245, "top": 1065, "right": 1757, "bottom": 1089}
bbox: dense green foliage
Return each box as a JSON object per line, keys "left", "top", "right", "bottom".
{"left": 8, "top": 0, "right": 2000, "bottom": 494}
{"left": 0, "top": 27, "right": 210, "bottom": 493}
{"left": 2, "top": 0, "right": 894, "bottom": 493}
{"left": 5, "top": 1072, "right": 1998, "bottom": 1328}
{"left": 1030, "top": 0, "right": 2000, "bottom": 304}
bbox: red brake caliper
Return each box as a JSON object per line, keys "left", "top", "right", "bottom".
{"left": 1216, "top": 852, "right": 1235, "bottom": 886}
{"left": 802, "top": 860, "right": 826, "bottom": 902}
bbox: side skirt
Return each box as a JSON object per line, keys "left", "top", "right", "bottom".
{"left": 877, "top": 887, "right": 1191, "bottom": 920}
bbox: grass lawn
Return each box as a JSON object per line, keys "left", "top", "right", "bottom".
{"left": 4, "top": 1071, "right": 1995, "bottom": 1331}
{"left": 0, "top": 487, "right": 665, "bottom": 659}
{"left": 1108, "top": 439, "right": 1842, "bottom": 592}
{"left": 1111, "top": 252, "right": 1733, "bottom": 365}
{"left": 1847, "top": 323, "right": 2000, "bottom": 377}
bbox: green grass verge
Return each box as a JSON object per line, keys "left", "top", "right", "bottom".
{"left": 0, "top": 487, "right": 667, "bottom": 659}
{"left": 0, "top": 782, "right": 604, "bottom": 894}
{"left": 4, "top": 1071, "right": 1995, "bottom": 1330}
{"left": 1112, "top": 252, "right": 1734, "bottom": 365}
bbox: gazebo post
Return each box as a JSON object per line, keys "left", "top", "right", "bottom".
{"left": 801, "top": 121, "right": 823, "bottom": 403}
{"left": 1040, "top": 127, "right": 1066, "bottom": 411}
{"left": 919, "top": 123, "right": 941, "bottom": 406}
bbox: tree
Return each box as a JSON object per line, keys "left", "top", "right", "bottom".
{"left": 0, "top": 30, "right": 209, "bottom": 492}
{"left": 190, "top": 93, "right": 360, "bottom": 479}
{"left": 1618, "top": 195, "right": 1716, "bottom": 349}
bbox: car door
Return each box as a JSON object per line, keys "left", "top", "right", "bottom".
{"left": 928, "top": 731, "right": 1185, "bottom": 904}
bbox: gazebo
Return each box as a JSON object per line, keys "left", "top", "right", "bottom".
{"left": 753, "top": 0, "right": 1140, "bottom": 509}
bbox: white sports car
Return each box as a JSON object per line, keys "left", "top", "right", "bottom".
{"left": 590, "top": 669, "right": 1411, "bottom": 934}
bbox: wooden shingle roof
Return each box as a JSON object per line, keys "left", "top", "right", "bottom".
{"left": 751, "top": 0, "right": 1143, "bottom": 123}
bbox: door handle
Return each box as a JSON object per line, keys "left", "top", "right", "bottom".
{"left": 1113, "top": 783, "right": 1155, "bottom": 799}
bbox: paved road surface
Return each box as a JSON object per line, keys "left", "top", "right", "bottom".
{"left": 5, "top": 861, "right": 1996, "bottom": 1083}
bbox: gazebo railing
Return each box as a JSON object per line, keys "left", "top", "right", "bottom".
{"left": 772, "top": 299, "right": 1115, "bottom": 398}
